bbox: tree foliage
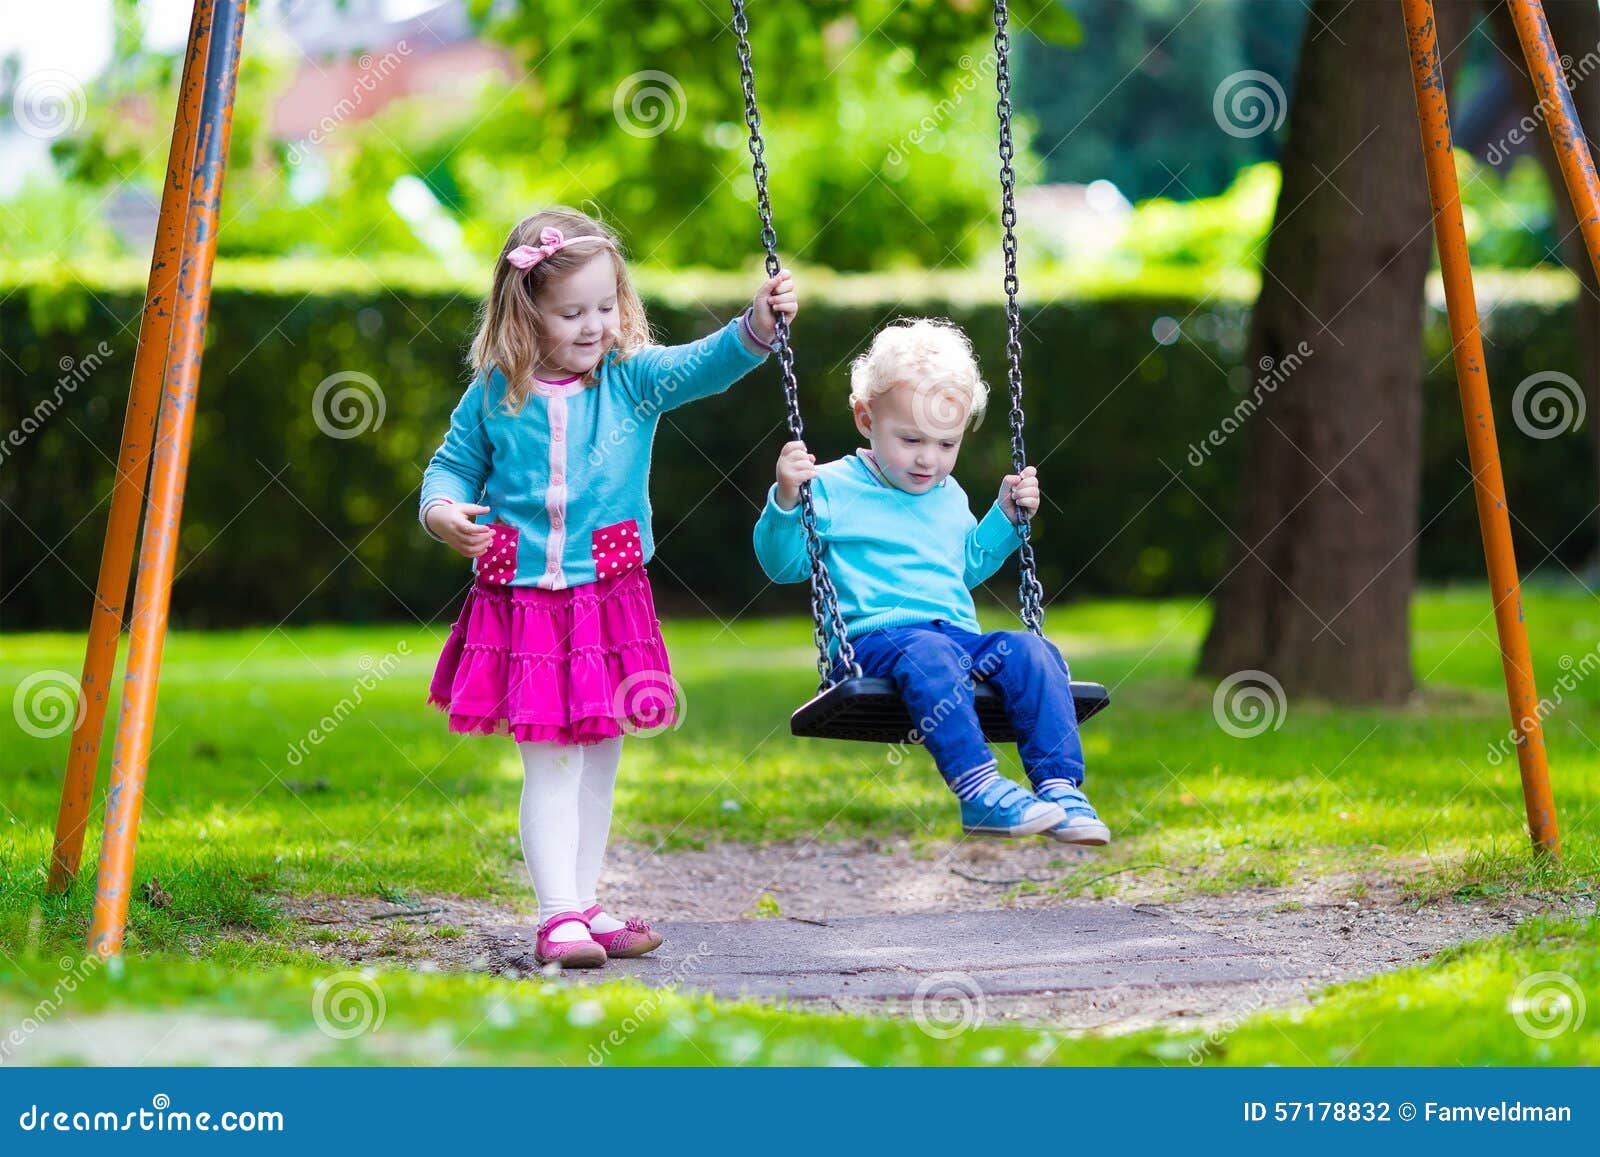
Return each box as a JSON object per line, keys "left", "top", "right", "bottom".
{"left": 1018, "top": 0, "right": 1304, "bottom": 200}
{"left": 445, "top": 0, "right": 1078, "bottom": 269}
{"left": 19, "top": 1, "right": 1086, "bottom": 270}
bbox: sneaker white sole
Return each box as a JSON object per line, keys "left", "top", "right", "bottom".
{"left": 964, "top": 806, "right": 1067, "bottom": 839}
{"left": 1043, "top": 820, "right": 1112, "bottom": 846}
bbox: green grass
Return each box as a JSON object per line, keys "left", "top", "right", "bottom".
{"left": 2, "top": 586, "right": 1597, "bottom": 1064}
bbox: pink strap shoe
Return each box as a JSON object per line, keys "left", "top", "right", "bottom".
{"left": 535, "top": 910, "right": 606, "bottom": 968}
{"left": 582, "top": 904, "right": 664, "bottom": 958}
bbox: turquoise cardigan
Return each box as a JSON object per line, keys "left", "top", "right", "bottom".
{"left": 420, "top": 317, "right": 766, "bottom": 589}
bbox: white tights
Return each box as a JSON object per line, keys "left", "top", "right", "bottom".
{"left": 517, "top": 737, "right": 624, "bottom": 941}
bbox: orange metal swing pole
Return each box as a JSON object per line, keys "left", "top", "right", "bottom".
{"left": 1401, "top": 0, "right": 1559, "bottom": 856}
{"left": 46, "top": 0, "right": 216, "bottom": 896}
{"left": 1505, "top": 0, "right": 1600, "bottom": 283}
{"left": 87, "top": 0, "right": 248, "bottom": 957}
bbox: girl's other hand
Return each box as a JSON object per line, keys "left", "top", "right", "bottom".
{"left": 775, "top": 440, "right": 817, "bottom": 510}
{"left": 999, "top": 465, "right": 1039, "bottom": 524}
{"left": 428, "top": 502, "right": 495, "bottom": 558}
{"left": 749, "top": 269, "right": 798, "bottom": 344}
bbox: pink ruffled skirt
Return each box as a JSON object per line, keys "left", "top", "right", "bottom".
{"left": 428, "top": 566, "right": 677, "bottom": 745}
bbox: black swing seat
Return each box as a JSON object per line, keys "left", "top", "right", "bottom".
{"left": 790, "top": 676, "right": 1110, "bottom": 744}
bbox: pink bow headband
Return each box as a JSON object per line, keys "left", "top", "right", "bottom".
{"left": 506, "top": 226, "right": 613, "bottom": 270}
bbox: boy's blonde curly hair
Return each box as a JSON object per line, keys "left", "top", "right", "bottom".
{"left": 848, "top": 318, "right": 989, "bottom": 432}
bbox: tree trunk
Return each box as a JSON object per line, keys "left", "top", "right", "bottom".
{"left": 1196, "top": 0, "right": 1471, "bottom": 704}
{"left": 1488, "top": 0, "right": 1600, "bottom": 579}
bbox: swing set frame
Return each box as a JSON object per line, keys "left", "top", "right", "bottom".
{"left": 44, "top": 0, "right": 1563, "bottom": 959}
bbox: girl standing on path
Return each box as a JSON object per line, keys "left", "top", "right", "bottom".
{"left": 422, "top": 206, "right": 796, "bottom": 967}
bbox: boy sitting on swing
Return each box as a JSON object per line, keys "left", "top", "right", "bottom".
{"left": 753, "top": 318, "right": 1110, "bottom": 844}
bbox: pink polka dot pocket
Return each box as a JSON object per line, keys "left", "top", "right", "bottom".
{"left": 475, "top": 521, "right": 520, "bottom": 586}
{"left": 592, "top": 518, "right": 643, "bottom": 581}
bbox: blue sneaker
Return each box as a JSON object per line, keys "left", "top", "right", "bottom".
{"left": 959, "top": 778, "right": 1066, "bottom": 838}
{"left": 1035, "top": 780, "right": 1111, "bottom": 846}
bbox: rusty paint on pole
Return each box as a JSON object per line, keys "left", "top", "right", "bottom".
{"left": 1506, "top": 0, "right": 1600, "bottom": 283}
{"left": 87, "top": 0, "right": 248, "bottom": 958}
{"left": 47, "top": 1, "right": 216, "bottom": 896}
{"left": 1401, "top": 0, "right": 1560, "bottom": 856}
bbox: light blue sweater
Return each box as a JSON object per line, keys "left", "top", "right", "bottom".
{"left": 420, "top": 317, "right": 765, "bottom": 588}
{"left": 752, "top": 450, "right": 1022, "bottom": 652}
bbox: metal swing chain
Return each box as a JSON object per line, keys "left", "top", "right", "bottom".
{"left": 993, "top": 0, "right": 1046, "bottom": 637}
{"left": 731, "top": 0, "right": 861, "bottom": 687}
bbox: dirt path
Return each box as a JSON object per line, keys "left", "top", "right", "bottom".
{"left": 278, "top": 838, "right": 1591, "bottom": 1034}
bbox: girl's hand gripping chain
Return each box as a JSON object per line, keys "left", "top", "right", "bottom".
{"left": 745, "top": 270, "right": 798, "bottom": 348}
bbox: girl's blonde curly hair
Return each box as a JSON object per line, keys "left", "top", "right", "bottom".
{"left": 469, "top": 206, "right": 651, "bottom": 414}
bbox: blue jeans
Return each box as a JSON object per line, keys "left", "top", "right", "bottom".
{"left": 839, "top": 621, "right": 1087, "bottom": 789}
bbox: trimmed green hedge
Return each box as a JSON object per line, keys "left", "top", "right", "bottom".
{"left": 2, "top": 263, "right": 1594, "bottom": 630}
